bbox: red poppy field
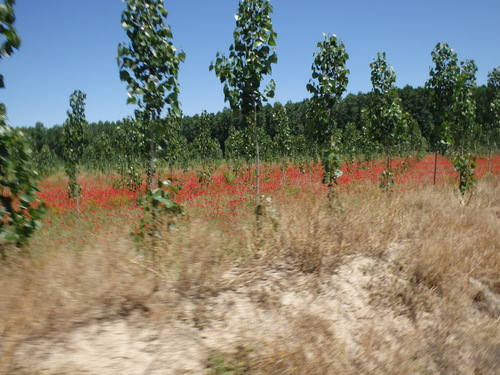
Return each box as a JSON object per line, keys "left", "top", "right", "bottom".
{"left": 35, "top": 154, "right": 500, "bottom": 235}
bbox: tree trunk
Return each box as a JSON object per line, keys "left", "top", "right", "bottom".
{"left": 149, "top": 118, "right": 156, "bottom": 191}
{"left": 149, "top": 116, "right": 157, "bottom": 263}
{"left": 75, "top": 173, "right": 80, "bottom": 214}
{"left": 254, "top": 103, "right": 261, "bottom": 221}
{"left": 488, "top": 143, "right": 492, "bottom": 176}
{"left": 385, "top": 141, "right": 391, "bottom": 198}
{"left": 433, "top": 150, "right": 438, "bottom": 185}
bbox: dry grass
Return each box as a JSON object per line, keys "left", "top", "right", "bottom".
{"left": 1, "top": 177, "right": 500, "bottom": 374}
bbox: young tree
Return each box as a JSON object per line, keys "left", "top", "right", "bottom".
{"left": 486, "top": 67, "right": 500, "bottom": 173}
{"left": 158, "top": 114, "right": 190, "bottom": 170}
{"left": 82, "top": 132, "right": 112, "bottom": 175}
{"left": 427, "top": 43, "right": 479, "bottom": 193}
{"left": 224, "top": 125, "right": 247, "bottom": 174}
{"left": 117, "top": 0, "right": 185, "bottom": 190}
{"left": 426, "top": 42, "right": 460, "bottom": 184}
{"left": 1, "top": 0, "right": 45, "bottom": 256}
{"left": 191, "top": 111, "right": 222, "bottom": 186}
{"left": 191, "top": 110, "right": 222, "bottom": 163}
{"left": 306, "top": 33, "right": 349, "bottom": 206}
{"left": 451, "top": 59, "right": 478, "bottom": 194}
{"left": 115, "top": 116, "right": 147, "bottom": 191}
{"left": 63, "top": 90, "right": 87, "bottom": 212}
{"left": 272, "top": 104, "right": 292, "bottom": 185}
{"left": 369, "top": 52, "right": 408, "bottom": 194}
{"left": 340, "top": 122, "right": 361, "bottom": 172}
{"left": 210, "top": 0, "right": 277, "bottom": 217}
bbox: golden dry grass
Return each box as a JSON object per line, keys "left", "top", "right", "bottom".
{"left": 1, "top": 177, "right": 500, "bottom": 374}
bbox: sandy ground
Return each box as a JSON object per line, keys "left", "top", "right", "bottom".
{"left": 9, "top": 254, "right": 500, "bottom": 374}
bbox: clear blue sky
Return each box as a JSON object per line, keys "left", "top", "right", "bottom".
{"left": 2, "top": 0, "right": 499, "bottom": 128}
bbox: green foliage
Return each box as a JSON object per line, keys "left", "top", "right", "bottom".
{"left": 117, "top": 0, "right": 185, "bottom": 117}
{"left": 223, "top": 169, "right": 236, "bottom": 184}
{"left": 211, "top": 0, "right": 278, "bottom": 214}
{"left": 369, "top": 52, "right": 408, "bottom": 149}
{"left": 118, "top": 0, "right": 185, "bottom": 190}
{"left": 486, "top": 67, "right": 500, "bottom": 159}
{"left": 451, "top": 59, "right": 477, "bottom": 155}
{"left": 63, "top": 90, "right": 87, "bottom": 210}
{"left": 453, "top": 154, "right": 476, "bottom": 195}
{"left": 191, "top": 110, "right": 223, "bottom": 164}
{"left": 307, "top": 33, "right": 349, "bottom": 204}
{"left": 0, "top": 125, "right": 46, "bottom": 255}
{"left": 379, "top": 169, "right": 394, "bottom": 190}
{"left": 82, "top": 132, "right": 112, "bottom": 175}
{"left": 307, "top": 33, "right": 350, "bottom": 132}
{"left": 272, "top": 104, "right": 292, "bottom": 160}
{"left": 452, "top": 59, "right": 477, "bottom": 194}
{"left": 224, "top": 126, "right": 247, "bottom": 163}
{"left": 488, "top": 66, "right": 500, "bottom": 91}
{"left": 225, "top": 125, "right": 272, "bottom": 166}
{"left": 207, "top": 345, "right": 251, "bottom": 375}
{"left": 369, "top": 52, "right": 409, "bottom": 193}
{"left": 34, "top": 144, "right": 59, "bottom": 177}
{"left": 192, "top": 112, "right": 221, "bottom": 187}
{"left": 0, "top": 0, "right": 21, "bottom": 89}
{"left": 341, "top": 122, "right": 361, "bottom": 170}
{"left": 426, "top": 42, "right": 460, "bottom": 152}
{"left": 0, "top": 0, "right": 20, "bottom": 122}
{"left": 134, "top": 179, "right": 182, "bottom": 256}
{"left": 490, "top": 95, "right": 500, "bottom": 145}
{"left": 209, "top": 0, "right": 277, "bottom": 116}
{"left": 0, "top": 0, "right": 45, "bottom": 257}
{"left": 427, "top": 43, "right": 479, "bottom": 193}
{"left": 114, "top": 116, "right": 147, "bottom": 191}
{"left": 158, "top": 115, "right": 190, "bottom": 169}
{"left": 272, "top": 104, "right": 292, "bottom": 183}
{"left": 398, "top": 85, "right": 433, "bottom": 146}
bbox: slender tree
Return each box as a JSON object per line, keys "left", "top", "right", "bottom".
{"left": 486, "top": 67, "right": 500, "bottom": 174}
{"left": 272, "top": 104, "right": 292, "bottom": 185}
{"left": 63, "top": 90, "right": 87, "bottom": 212}
{"left": 426, "top": 42, "right": 460, "bottom": 184}
{"left": 210, "top": 0, "right": 277, "bottom": 218}
{"left": 191, "top": 110, "right": 222, "bottom": 164}
{"left": 115, "top": 116, "right": 147, "bottom": 191}
{"left": 451, "top": 59, "right": 478, "bottom": 194}
{"left": 341, "top": 122, "right": 361, "bottom": 172}
{"left": 117, "top": 0, "right": 185, "bottom": 190}
{"left": 190, "top": 111, "right": 222, "bottom": 186}
{"left": 306, "top": 33, "right": 349, "bottom": 206}
{"left": 369, "top": 52, "right": 408, "bottom": 194}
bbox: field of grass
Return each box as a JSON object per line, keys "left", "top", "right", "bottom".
{"left": 1, "top": 154, "right": 499, "bottom": 374}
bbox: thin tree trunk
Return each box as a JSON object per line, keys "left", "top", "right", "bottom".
{"left": 433, "top": 150, "right": 438, "bottom": 185}
{"left": 75, "top": 174, "right": 80, "bottom": 213}
{"left": 149, "top": 117, "right": 157, "bottom": 263}
{"left": 282, "top": 161, "right": 287, "bottom": 186}
{"left": 254, "top": 103, "right": 261, "bottom": 220}
{"left": 386, "top": 147, "right": 391, "bottom": 198}
{"left": 149, "top": 118, "right": 156, "bottom": 191}
{"left": 488, "top": 143, "right": 492, "bottom": 175}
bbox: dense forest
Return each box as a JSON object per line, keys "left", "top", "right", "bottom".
{"left": 18, "top": 84, "right": 498, "bottom": 178}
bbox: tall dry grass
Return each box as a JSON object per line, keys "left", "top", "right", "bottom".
{"left": 1, "top": 177, "right": 500, "bottom": 374}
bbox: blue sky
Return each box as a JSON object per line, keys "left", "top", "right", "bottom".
{"left": 2, "top": 0, "right": 499, "bottom": 128}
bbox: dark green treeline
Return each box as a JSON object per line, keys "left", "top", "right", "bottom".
{"left": 18, "top": 85, "right": 498, "bottom": 177}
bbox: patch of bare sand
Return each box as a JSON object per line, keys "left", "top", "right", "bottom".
{"left": 10, "top": 254, "right": 500, "bottom": 374}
